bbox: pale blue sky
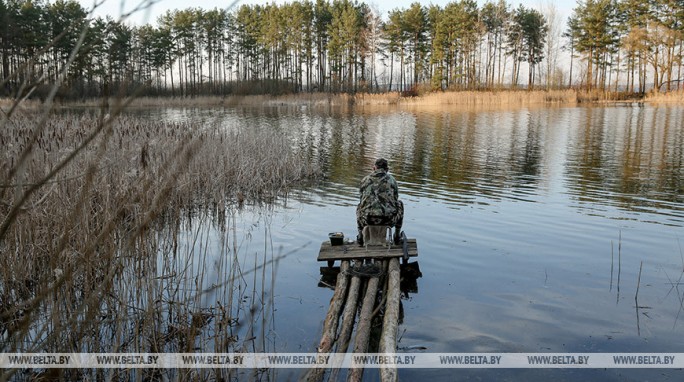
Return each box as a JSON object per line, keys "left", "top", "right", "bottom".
{"left": 81, "top": 0, "right": 573, "bottom": 26}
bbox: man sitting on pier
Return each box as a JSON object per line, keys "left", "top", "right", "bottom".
{"left": 356, "top": 158, "right": 404, "bottom": 246}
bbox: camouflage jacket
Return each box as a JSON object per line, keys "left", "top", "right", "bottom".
{"left": 358, "top": 169, "right": 399, "bottom": 217}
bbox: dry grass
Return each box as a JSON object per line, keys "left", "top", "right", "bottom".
{"left": 645, "top": 89, "right": 684, "bottom": 104}
{"left": 63, "top": 96, "right": 236, "bottom": 108}
{"left": 49, "top": 89, "right": 579, "bottom": 111}
{"left": 57, "top": 93, "right": 338, "bottom": 109}
{"left": 0, "top": 108, "right": 318, "bottom": 380}
{"left": 242, "top": 89, "right": 580, "bottom": 108}
{"left": 573, "top": 89, "right": 645, "bottom": 103}
{"left": 358, "top": 89, "right": 578, "bottom": 107}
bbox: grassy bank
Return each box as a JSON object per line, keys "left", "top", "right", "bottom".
{"left": 0, "top": 108, "right": 318, "bottom": 380}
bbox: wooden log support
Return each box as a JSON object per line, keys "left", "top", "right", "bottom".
{"left": 346, "top": 263, "right": 383, "bottom": 382}
{"left": 337, "top": 272, "right": 362, "bottom": 353}
{"left": 327, "top": 269, "right": 362, "bottom": 382}
{"left": 305, "top": 261, "right": 350, "bottom": 382}
{"left": 379, "top": 258, "right": 401, "bottom": 382}
{"left": 310, "top": 235, "right": 419, "bottom": 381}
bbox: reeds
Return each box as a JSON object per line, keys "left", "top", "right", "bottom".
{"left": 54, "top": 86, "right": 684, "bottom": 109}
{"left": 645, "top": 89, "right": 684, "bottom": 104}
{"left": 0, "top": 109, "right": 319, "bottom": 380}
{"left": 43, "top": 88, "right": 580, "bottom": 111}
{"left": 359, "top": 89, "right": 578, "bottom": 107}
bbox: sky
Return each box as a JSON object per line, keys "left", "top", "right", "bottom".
{"left": 80, "top": 0, "right": 574, "bottom": 27}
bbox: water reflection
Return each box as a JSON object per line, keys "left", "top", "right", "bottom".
{"left": 267, "top": 104, "right": 683, "bottom": 225}
{"left": 565, "top": 106, "right": 684, "bottom": 225}
{"left": 118, "top": 103, "right": 684, "bottom": 224}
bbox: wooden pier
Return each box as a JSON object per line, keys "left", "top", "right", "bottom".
{"left": 306, "top": 231, "right": 419, "bottom": 382}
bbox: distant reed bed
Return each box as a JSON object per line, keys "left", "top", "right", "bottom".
{"left": 355, "top": 89, "right": 578, "bottom": 107}
{"left": 238, "top": 89, "right": 580, "bottom": 108}
{"left": 645, "top": 89, "right": 684, "bottom": 103}
{"left": 0, "top": 109, "right": 318, "bottom": 380}
{"left": 58, "top": 89, "right": 579, "bottom": 111}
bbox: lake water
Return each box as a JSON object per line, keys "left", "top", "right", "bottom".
{"left": 144, "top": 103, "right": 684, "bottom": 381}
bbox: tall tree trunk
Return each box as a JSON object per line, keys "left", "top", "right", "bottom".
{"left": 614, "top": 50, "right": 620, "bottom": 93}
{"left": 511, "top": 53, "right": 518, "bottom": 88}
{"left": 169, "top": 59, "right": 175, "bottom": 97}
{"left": 389, "top": 50, "right": 394, "bottom": 91}
{"left": 587, "top": 46, "right": 593, "bottom": 91}
{"left": 498, "top": 33, "right": 504, "bottom": 87}
{"left": 568, "top": 43, "right": 574, "bottom": 88}
{"left": 528, "top": 61, "right": 534, "bottom": 90}
{"left": 653, "top": 45, "right": 660, "bottom": 93}
{"left": 492, "top": 32, "right": 498, "bottom": 88}
{"left": 400, "top": 47, "right": 405, "bottom": 92}
{"left": 666, "top": 41, "right": 675, "bottom": 92}
{"left": 678, "top": 40, "right": 683, "bottom": 91}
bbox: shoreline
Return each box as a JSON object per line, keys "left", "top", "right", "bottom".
{"left": 3, "top": 89, "right": 683, "bottom": 111}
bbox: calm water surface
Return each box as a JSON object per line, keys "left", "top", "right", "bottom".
{"left": 148, "top": 104, "right": 684, "bottom": 381}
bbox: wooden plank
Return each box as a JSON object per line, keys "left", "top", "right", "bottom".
{"left": 317, "top": 239, "right": 418, "bottom": 261}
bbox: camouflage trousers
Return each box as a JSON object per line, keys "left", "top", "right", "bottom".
{"left": 356, "top": 200, "right": 404, "bottom": 233}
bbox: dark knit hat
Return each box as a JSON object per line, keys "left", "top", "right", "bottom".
{"left": 375, "top": 158, "right": 389, "bottom": 170}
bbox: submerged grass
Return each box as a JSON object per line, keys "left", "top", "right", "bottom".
{"left": 0, "top": 108, "right": 319, "bottom": 380}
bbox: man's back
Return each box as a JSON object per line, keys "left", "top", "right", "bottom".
{"left": 356, "top": 158, "right": 404, "bottom": 245}
{"left": 358, "top": 169, "right": 399, "bottom": 218}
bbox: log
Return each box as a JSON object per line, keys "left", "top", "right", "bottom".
{"left": 346, "top": 262, "right": 383, "bottom": 382}
{"left": 305, "top": 261, "right": 350, "bottom": 382}
{"left": 379, "top": 258, "right": 401, "bottom": 382}
{"left": 336, "top": 273, "right": 362, "bottom": 353}
{"left": 327, "top": 270, "right": 361, "bottom": 382}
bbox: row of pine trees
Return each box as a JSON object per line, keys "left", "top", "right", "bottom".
{"left": 567, "top": 0, "right": 683, "bottom": 93}
{"left": 0, "top": 0, "right": 682, "bottom": 99}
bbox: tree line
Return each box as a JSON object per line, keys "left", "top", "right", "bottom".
{"left": 567, "top": 0, "right": 684, "bottom": 93}
{"left": 0, "top": 0, "right": 682, "bottom": 100}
